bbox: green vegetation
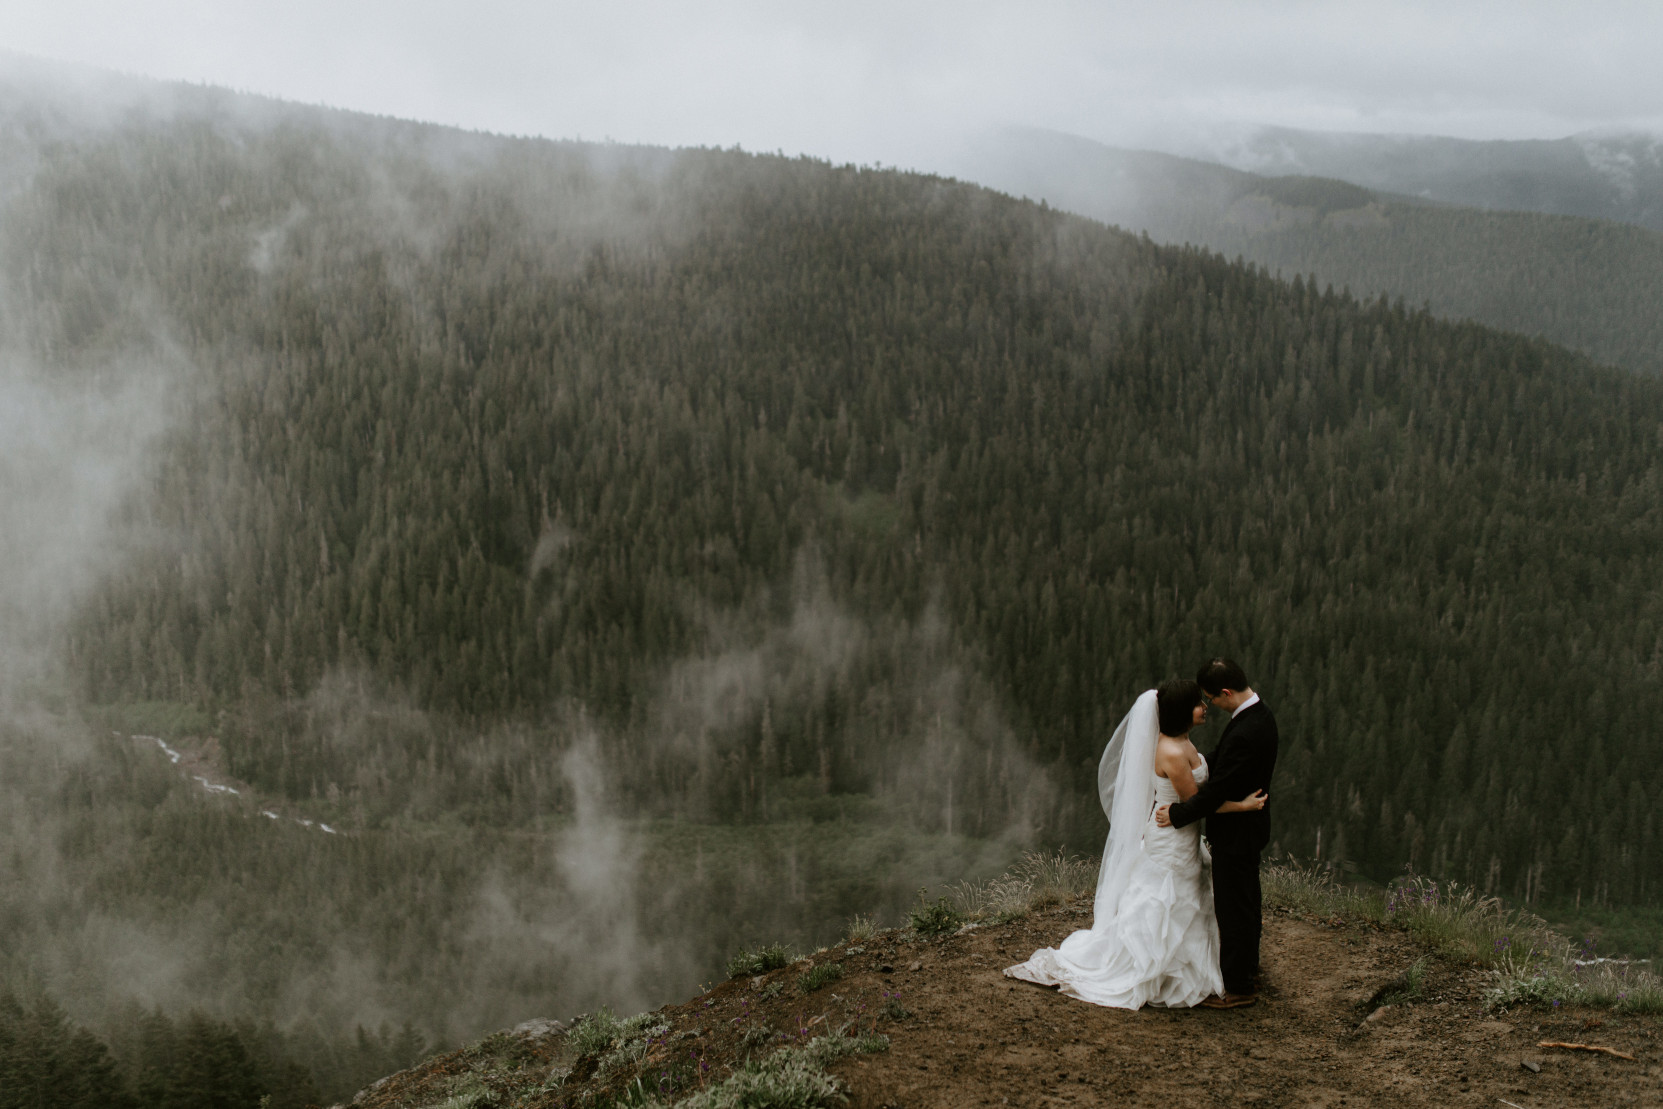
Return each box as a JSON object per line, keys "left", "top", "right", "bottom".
{"left": 907, "top": 891, "right": 964, "bottom": 936}
{"left": 1367, "top": 956, "right": 1430, "bottom": 1009}
{"left": 949, "top": 850, "right": 1099, "bottom": 921}
{"left": 567, "top": 1010, "right": 630, "bottom": 1059}
{"left": 841, "top": 915, "right": 878, "bottom": 944}
{"left": 796, "top": 963, "right": 844, "bottom": 994}
{"left": 1262, "top": 861, "right": 1663, "bottom": 1016}
{"left": 726, "top": 945, "right": 798, "bottom": 980}
{"left": 1538, "top": 904, "right": 1663, "bottom": 961}
{"left": 0, "top": 988, "right": 409, "bottom": 1109}
{"left": 676, "top": 1029, "right": 888, "bottom": 1109}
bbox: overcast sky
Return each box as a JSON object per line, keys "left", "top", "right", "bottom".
{"left": 3, "top": 1, "right": 1661, "bottom": 168}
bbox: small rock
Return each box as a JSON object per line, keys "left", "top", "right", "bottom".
{"left": 351, "top": 1075, "right": 391, "bottom": 1102}
{"left": 908, "top": 960, "right": 923, "bottom": 972}
{"left": 1521, "top": 1059, "right": 1541, "bottom": 1074}
{"left": 1365, "top": 1005, "right": 1391, "bottom": 1023}
{"left": 512, "top": 1018, "right": 565, "bottom": 1039}
{"left": 751, "top": 976, "right": 767, "bottom": 989}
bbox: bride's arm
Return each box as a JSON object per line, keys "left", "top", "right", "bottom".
{"left": 1215, "top": 790, "right": 1268, "bottom": 813}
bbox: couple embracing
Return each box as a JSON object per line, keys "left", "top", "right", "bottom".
{"left": 1006, "top": 658, "right": 1278, "bottom": 1010}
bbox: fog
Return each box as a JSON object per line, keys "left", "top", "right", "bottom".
{"left": 3, "top": 2, "right": 1662, "bottom": 177}
{"left": 0, "top": 74, "right": 1056, "bottom": 1053}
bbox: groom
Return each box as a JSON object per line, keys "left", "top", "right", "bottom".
{"left": 1155, "top": 658, "right": 1278, "bottom": 1009}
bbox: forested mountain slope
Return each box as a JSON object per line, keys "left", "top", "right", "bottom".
{"left": 948, "top": 127, "right": 1663, "bottom": 376}
{"left": 1, "top": 77, "right": 1655, "bottom": 912}
{"left": 1199, "top": 124, "right": 1663, "bottom": 234}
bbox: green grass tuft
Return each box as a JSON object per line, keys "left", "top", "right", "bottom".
{"left": 842, "top": 914, "right": 879, "bottom": 944}
{"left": 677, "top": 1028, "right": 887, "bottom": 1109}
{"left": 430, "top": 1075, "right": 495, "bottom": 1109}
{"left": 948, "top": 850, "right": 1097, "bottom": 923}
{"left": 567, "top": 1007, "right": 624, "bottom": 1057}
{"left": 727, "top": 942, "right": 797, "bottom": 979}
{"left": 798, "top": 962, "right": 844, "bottom": 994}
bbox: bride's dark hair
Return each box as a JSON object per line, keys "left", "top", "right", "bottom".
{"left": 1156, "top": 679, "right": 1203, "bottom": 736}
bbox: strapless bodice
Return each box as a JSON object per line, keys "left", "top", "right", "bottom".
{"left": 1153, "top": 753, "right": 1207, "bottom": 806}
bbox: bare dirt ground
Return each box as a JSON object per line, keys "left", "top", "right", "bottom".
{"left": 351, "top": 897, "right": 1663, "bottom": 1109}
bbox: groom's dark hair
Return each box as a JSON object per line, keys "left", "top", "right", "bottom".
{"left": 1156, "top": 679, "right": 1203, "bottom": 735}
{"left": 1197, "top": 658, "right": 1249, "bottom": 696}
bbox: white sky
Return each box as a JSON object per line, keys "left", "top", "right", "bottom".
{"left": 3, "top": 1, "right": 1661, "bottom": 168}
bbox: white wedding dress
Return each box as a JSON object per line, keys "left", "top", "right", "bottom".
{"left": 1006, "top": 692, "right": 1224, "bottom": 1008}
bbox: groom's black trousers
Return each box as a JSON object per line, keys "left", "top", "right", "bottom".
{"left": 1213, "top": 848, "right": 1262, "bottom": 995}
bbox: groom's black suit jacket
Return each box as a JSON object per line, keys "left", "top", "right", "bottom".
{"left": 1167, "top": 699, "right": 1279, "bottom": 853}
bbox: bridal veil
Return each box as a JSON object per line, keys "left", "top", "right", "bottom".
{"left": 1093, "top": 689, "right": 1159, "bottom": 923}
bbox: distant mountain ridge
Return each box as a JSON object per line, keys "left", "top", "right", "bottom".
{"left": 947, "top": 127, "right": 1663, "bottom": 375}
{"left": 1196, "top": 124, "right": 1663, "bottom": 234}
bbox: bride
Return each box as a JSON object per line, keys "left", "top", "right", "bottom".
{"left": 1005, "top": 680, "right": 1267, "bottom": 1008}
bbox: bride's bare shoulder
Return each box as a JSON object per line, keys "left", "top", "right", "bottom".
{"left": 1153, "top": 735, "right": 1184, "bottom": 777}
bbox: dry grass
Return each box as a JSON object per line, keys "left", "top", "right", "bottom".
{"left": 948, "top": 849, "right": 1098, "bottom": 922}
{"left": 1262, "top": 861, "right": 1663, "bottom": 1015}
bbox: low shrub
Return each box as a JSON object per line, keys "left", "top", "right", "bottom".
{"left": 908, "top": 889, "right": 963, "bottom": 935}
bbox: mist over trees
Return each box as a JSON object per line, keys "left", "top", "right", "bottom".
{"left": 1, "top": 71, "right": 1662, "bottom": 1103}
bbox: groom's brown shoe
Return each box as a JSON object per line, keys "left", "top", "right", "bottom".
{"left": 1199, "top": 992, "right": 1257, "bottom": 1009}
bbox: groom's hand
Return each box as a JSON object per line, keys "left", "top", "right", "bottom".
{"left": 1154, "top": 804, "right": 1172, "bottom": 827}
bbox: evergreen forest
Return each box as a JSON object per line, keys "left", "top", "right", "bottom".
{"left": 1, "top": 70, "right": 1662, "bottom": 1105}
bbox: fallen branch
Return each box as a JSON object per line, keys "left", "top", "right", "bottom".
{"left": 1536, "top": 1041, "right": 1636, "bottom": 1061}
